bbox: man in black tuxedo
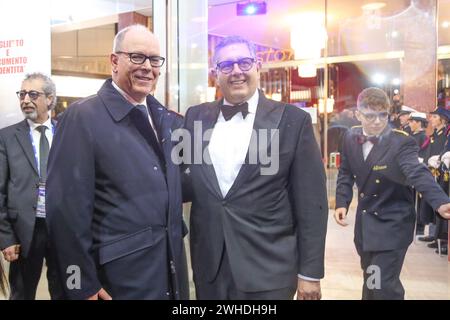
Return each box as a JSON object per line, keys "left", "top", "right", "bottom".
{"left": 0, "top": 73, "right": 64, "bottom": 299}
{"left": 181, "top": 36, "right": 328, "bottom": 300}
{"left": 46, "top": 25, "right": 188, "bottom": 300}
{"left": 335, "top": 87, "right": 450, "bottom": 300}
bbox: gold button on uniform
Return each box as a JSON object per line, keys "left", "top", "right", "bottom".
{"left": 375, "top": 179, "right": 380, "bottom": 184}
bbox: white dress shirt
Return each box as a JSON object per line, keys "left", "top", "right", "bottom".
{"left": 362, "top": 129, "right": 378, "bottom": 161}
{"left": 27, "top": 117, "right": 53, "bottom": 172}
{"left": 208, "top": 90, "right": 259, "bottom": 197}
{"left": 112, "top": 81, "right": 159, "bottom": 140}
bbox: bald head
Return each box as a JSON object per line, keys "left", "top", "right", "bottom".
{"left": 113, "top": 24, "right": 158, "bottom": 53}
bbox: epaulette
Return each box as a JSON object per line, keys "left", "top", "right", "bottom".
{"left": 392, "top": 129, "right": 409, "bottom": 136}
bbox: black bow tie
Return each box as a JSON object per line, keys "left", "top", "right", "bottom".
{"left": 356, "top": 134, "right": 379, "bottom": 145}
{"left": 220, "top": 102, "right": 249, "bottom": 121}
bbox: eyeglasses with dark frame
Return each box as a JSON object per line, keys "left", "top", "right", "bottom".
{"left": 16, "top": 90, "right": 47, "bottom": 101}
{"left": 358, "top": 110, "right": 389, "bottom": 122}
{"left": 216, "top": 57, "right": 256, "bottom": 74}
{"left": 115, "top": 51, "right": 165, "bottom": 67}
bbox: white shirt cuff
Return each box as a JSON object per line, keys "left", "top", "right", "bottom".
{"left": 298, "top": 274, "right": 320, "bottom": 281}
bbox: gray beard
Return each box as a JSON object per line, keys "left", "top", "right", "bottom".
{"left": 22, "top": 110, "right": 38, "bottom": 121}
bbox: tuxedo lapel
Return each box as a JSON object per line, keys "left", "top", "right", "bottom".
{"left": 15, "top": 120, "right": 38, "bottom": 175}
{"left": 199, "top": 101, "right": 223, "bottom": 199}
{"left": 225, "top": 92, "right": 284, "bottom": 198}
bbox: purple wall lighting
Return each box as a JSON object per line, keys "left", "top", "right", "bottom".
{"left": 236, "top": 1, "right": 267, "bottom": 16}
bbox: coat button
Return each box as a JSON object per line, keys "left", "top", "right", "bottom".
{"left": 374, "top": 212, "right": 379, "bottom": 216}
{"left": 375, "top": 179, "right": 380, "bottom": 184}
{"left": 373, "top": 194, "right": 378, "bottom": 198}
{"left": 153, "top": 166, "right": 158, "bottom": 171}
{"left": 360, "top": 193, "right": 365, "bottom": 198}
{"left": 362, "top": 210, "right": 367, "bottom": 213}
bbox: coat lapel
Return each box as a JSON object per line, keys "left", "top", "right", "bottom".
{"left": 15, "top": 120, "right": 39, "bottom": 175}
{"left": 225, "top": 92, "right": 284, "bottom": 199}
{"left": 199, "top": 101, "right": 223, "bottom": 199}
{"left": 99, "top": 79, "right": 167, "bottom": 165}
{"left": 347, "top": 127, "right": 365, "bottom": 176}
{"left": 146, "top": 94, "right": 171, "bottom": 156}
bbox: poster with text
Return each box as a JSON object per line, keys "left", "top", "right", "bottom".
{"left": 0, "top": 0, "right": 51, "bottom": 129}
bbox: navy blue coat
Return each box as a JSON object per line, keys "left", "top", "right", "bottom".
{"left": 46, "top": 79, "right": 188, "bottom": 299}
{"left": 336, "top": 126, "right": 449, "bottom": 252}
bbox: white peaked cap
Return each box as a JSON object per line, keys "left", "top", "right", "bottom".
{"left": 399, "top": 105, "right": 417, "bottom": 113}
{"left": 409, "top": 112, "right": 427, "bottom": 121}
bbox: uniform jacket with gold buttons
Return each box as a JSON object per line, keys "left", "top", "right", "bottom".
{"left": 336, "top": 126, "right": 449, "bottom": 252}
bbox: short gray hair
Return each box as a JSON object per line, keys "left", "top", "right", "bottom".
{"left": 23, "top": 72, "right": 57, "bottom": 110}
{"left": 212, "top": 35, "right": 257, "bottom": 65}
{"left": 113, "top": 24, "right": 153, "bottom": 53}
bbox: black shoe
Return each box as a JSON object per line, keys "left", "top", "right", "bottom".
{"left": 435, "top": 246, "right": 448, "bottom": 255}
{"left": 427, "top": 241, "right": 438, "bottom": 249}
{"left": 419, "top": 236, "right": 435, "bottom": 242}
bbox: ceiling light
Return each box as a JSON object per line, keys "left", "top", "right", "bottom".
{"left": 237, "top": 1, "right": 267, "bottom": 16}
{"left": 372, "top": 73, "right": 386, "bottom": 85}
{"left": 392, "top": 78, "right": 401, "bottom": 86}
{"left": 361, "top": 2, "right": 386, "bottom": 11}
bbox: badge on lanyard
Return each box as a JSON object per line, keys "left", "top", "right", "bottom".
{"left": 36, "top": 182, "right": 46, "bottom": 218}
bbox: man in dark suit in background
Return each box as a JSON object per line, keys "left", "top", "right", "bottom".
{"left": 335, "top": 87, "right": 450, "bottom": 300}
{"left": 0, "top": 73, "right": 64, "bottom": 299}
{"left": 181, "top": 36, "right": 328, "bottom": 300}
{"left": 46, "top": 24, "right": 188, "bottom": 300}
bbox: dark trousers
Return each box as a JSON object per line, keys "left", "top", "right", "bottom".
{"left": 195, "top": 247, "right": 296, "bottom": 300}
{"left": 9, "top": 218, "right": 65, "bottom": 300}
{"left": 358, "top": 247, "right": 408, "bottom": 300}
{"left": 414, "top": 193, "right": 425, "bottom": 235}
